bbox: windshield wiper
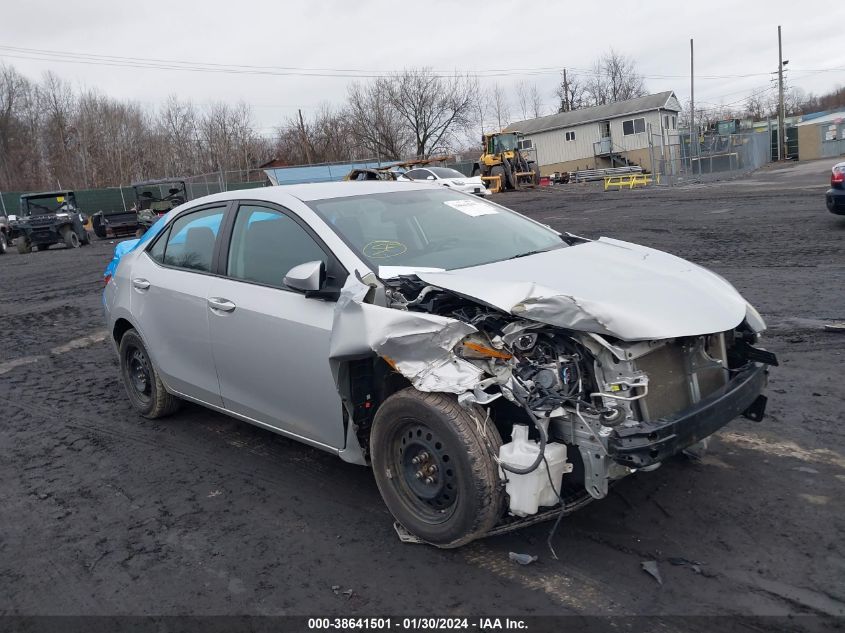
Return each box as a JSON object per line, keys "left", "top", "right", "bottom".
{"left": 506, "top": 243, "right": 567, "bottom": 260}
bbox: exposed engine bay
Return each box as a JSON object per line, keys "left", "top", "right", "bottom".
{"left": 359, "top": 274, "right": 777, "bottom": 518}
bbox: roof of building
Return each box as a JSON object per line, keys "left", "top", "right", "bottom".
{"left": 507, "top": 91, "right": 680, "bottom": 135}
{"left": 796, "top": 110, "right": 845, "bottom": 126}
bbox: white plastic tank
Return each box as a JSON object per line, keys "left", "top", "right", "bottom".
{"left": 498, "top": 424, "right": 570, "bottom": 517}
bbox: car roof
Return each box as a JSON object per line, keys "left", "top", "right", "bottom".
{"left": 132, "top": 179, "right": 187, "bottom": 187}
{"left": 183, "top": 181, "right": 436, "bottom": 206}
{"left": 21, "top": 190, "right": 75, "bottom": 199}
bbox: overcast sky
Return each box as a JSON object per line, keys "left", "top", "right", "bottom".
{"left": 2, "top": 0, "right": 844, "bottom": 136}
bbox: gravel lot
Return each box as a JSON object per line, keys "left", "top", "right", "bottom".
{"left": 1, "top": 160, "right": 843, "bottom": 628}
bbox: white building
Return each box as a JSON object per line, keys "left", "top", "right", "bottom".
{"left": 507, "top": 91, "right": 683, "bottom": 175}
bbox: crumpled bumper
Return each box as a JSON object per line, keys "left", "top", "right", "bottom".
{"left": 608, "top": 362, "right": 769, "bottom": 468}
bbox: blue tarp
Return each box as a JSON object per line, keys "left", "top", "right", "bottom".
{"left": 264, "top": 160, "right": 401, "bottom": 185}
{"left": 103, "top": 212, "right": 171, "bottom": 280}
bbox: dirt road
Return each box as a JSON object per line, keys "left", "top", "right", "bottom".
{"left": 1, "top": 160, "right": 843, "bottom": 628}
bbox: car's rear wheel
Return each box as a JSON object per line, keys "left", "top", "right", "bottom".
{"left": 370, "top": 388, "right": 503, "bottom": 548}
{"left": 16, "top": 238, "right": 31, "bottom": 254}
{"left": 62, "top": 227, "right": 80, "bottom": 248}
{"left": 81, "top": 230, "right": 91, "bottom": 245}
{"left": 119, "top": 329, "right": 182, "bottom": 419}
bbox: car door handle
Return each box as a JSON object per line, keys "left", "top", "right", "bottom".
{"left": 208, "top": 297, "right": 236, "bottom": 313}
{"left": 132, "top": 278, "right": 150, "bottom": 290}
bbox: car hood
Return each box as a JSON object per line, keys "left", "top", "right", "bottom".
{"left": 414, "top": 237, "right": 748, "bottom": 341}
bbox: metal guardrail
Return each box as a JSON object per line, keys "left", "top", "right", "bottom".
{"left": 603, "top": 173, "right": 660, "bottom": 190}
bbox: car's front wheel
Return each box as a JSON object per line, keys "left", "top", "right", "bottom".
{"left": 0, "top": 232, "right": 7, "bottom": 255}
{"left": 62, "top": 227, "right": 80, "bottom": 248}
{"left": 370, "top": 388, "right": 503, "bottom": 548}
{"left": 119, "top": 329, "right": 182, "bottom": 419}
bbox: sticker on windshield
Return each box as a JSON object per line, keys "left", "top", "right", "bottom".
{"left": 443, "top": 199, "right": 498, "bottom": 217}
{"left": 363, "top": 240, "right": 407, "bottom": 259}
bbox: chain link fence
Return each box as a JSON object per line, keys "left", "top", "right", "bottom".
{"left": 647, "top": 126, "right": 772, "bottom": 185}
{"left": 0, "top": 169, "right": 269, "bottom": 217}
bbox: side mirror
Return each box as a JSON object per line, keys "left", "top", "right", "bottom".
{"left": 284, "top": 260, "right": 325, "bottom": 292}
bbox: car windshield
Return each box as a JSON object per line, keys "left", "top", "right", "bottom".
{"left": 21, "top": 195, "right": 74, "bottom": 216}
{"left": 428, "top": 167, "right": 466, "bottom": 179}
{"left": 308, "top": 189, "right": 565, "bottom": 272}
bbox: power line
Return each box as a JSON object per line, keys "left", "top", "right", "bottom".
{"left": 4, "top": 44, "right": 841, "bottom": 82}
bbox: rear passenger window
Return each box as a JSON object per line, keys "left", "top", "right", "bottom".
{"left": 159, "top": 207, "right": 225, "bottom": 272}
{"left": 227, "top": 205, "right": 327, "bottom": 288}
{"left": 148, "top": 226, "right": 169, "bottom": 264}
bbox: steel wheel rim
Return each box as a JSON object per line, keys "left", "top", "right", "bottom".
{"left": 126, "top": 347, "right": 152, "bottom": 403}
{"left": 389, "top": 420, "right": 458, "bottom": 523}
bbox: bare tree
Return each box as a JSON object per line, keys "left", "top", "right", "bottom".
{"left": 584, "top": 50, "right": 647, "bottom": 106}
{"left": 488, "top": 83, "right": 510, "bottom": 131}
{"left": 385, "top": 68, "right": 477, "bottom": 157}
{"left": 516, "top": 82, "right": 544, "bottom": 120}
{"left": 556, "top": 68, "right": 584, "bottom": 113}
{"left": 157, "top": 95, "right": 199, "bottom": 176}
{"left": 347, "top": 80, "right": 408, "bottom": 160}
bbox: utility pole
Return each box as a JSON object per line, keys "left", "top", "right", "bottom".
{"left": 777, "top": 25, "right": 786, "bottom": 161}
{"left": 690, "top": 38, "right": 699, "bottom": 175}
{"left": 297, "top": 108, "right": 313, "bottom": 165}
{"left": 562, "top": 68, "right": 570, "bottom": 112}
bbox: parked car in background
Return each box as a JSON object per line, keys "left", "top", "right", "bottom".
{"left": 826, "top": 161, "right": 845, "bottom": 215}
{"left": 399, "top": 166, "right": 491, "bottom": 196}
{"left": 104, "top": 182, "right": 775, "bottom": 547}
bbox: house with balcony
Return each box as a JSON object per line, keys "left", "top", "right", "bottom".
{"left": 506, "top": 91, "right": 682, "bottom": 175}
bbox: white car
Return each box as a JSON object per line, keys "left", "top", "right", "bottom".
{"left": 399, "top": 166, "right": 491, "bottom": 196}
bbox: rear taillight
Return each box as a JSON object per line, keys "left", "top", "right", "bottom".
{"left": 833, "top": 170, "right": 845, "bottom": 186}
{"left": 103, "top": 274, "right": 112, "bottom": 285}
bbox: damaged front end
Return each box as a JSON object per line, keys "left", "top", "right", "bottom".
{"left": 332, "top": 269, "right": 776, "bottom": 526}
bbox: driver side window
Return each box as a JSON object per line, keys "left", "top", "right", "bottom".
{"left": 227, "top": 205, "right": 327, "bottom": 289}
{"left": 405, "top": 169, "right": 430, "bottom": 181}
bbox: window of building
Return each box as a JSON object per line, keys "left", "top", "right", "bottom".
{"left": 153, "top": 206, "right": 225, "bottom": 272}
{"left": 517, "top": 138, "right": 533, "bottom": 150}
{"left": 227, "top": 205, "right": 327, "bottom": 288}
{"left": 622, "top": 117, "right": 646, "bottom": 136}
{"left": 664, "top": 115, "right": 670, "bottom": 130}
{"left": 672, "top": 115, "right": 676, "bottom": 129}
{"left": 564, "top": 131, "right": 576, "bottom": 142}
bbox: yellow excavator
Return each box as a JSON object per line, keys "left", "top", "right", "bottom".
{"left": 472, "top": 131, "right": 541, "bottom": 193}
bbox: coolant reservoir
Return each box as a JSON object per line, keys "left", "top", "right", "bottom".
{"left": 499, "top": 425, "right": 571, "bottom": 517}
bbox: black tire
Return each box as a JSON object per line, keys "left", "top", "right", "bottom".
{"left": 490, "top": 165, "right": 506, "bottom": 192}
{"left": 36, "top": 244, "right": 49, "bottom": 252}
{"left": 92, "top": 214, "right": 107, "bottom": 239}
{"left": 370, "top": 388, "right": 503, "bottom": 548}
{"left": 81, "top": 230, "right": 91, "bottom": 245}
{"left": 16, "top": 238, "right": 31, "bottom": 254}
{"left": 528, "top": 161, "right": 541, "bottom": 185}
{"left": 62, "top": 227, "right": 80, "bottom": 249}
{"left": 119, "top": 328, "right": 182, "bottom": 419}
{"left": 0, "top": 232, "right": 7, "bottom": 255}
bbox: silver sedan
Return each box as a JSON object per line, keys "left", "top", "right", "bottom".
{"left": 104, "top": 181, "right": 774, "bottom": 547}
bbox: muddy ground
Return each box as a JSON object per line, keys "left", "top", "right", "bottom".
{"left": 1, "top": 159, "right": 843, "bottom": 629}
